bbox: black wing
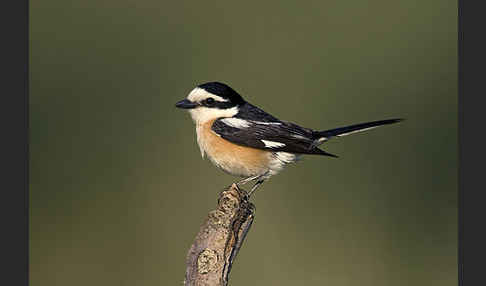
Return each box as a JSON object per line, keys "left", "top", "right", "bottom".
{"left": 211, "top": 118, "right": 337, "bottom": 157}
{"left": 234, "top": 103, "right": 281, "bottom": 122}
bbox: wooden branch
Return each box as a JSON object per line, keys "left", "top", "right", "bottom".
{"left": 184, "top": 183, "right": 255, "bottom": 286}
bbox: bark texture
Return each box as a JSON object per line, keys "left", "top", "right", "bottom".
{"left": 184, "top": 183, "right": 255, "bottom": 286}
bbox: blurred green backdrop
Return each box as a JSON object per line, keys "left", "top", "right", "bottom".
{"left": 30, "top": 1, "right": 457, "bottom": 285}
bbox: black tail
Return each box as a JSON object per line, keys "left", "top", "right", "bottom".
{"left": 313, "top": 148, "right": 340, "bottom": 158}
{"left": 315, "top": 118, "right": 404, "bottom": 139}
{"left": 309, "top": 118, "right": 404, "bottom": 157}
{"left": 311, "top": 118, "right": 404, "bottom": 157}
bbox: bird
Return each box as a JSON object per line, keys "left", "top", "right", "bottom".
{"left": 175, "top": 81, "right": 403, "bottom": 196}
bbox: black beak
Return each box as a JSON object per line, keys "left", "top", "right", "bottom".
{"left": 175, "top": 99, "right": 198, "bottom": 109}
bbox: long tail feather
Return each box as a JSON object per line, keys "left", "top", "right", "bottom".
{"left": 315, "top": 118, "right": 404, "bottom": 139}
{"left": 313, "top": 148, "right": 339, "bottom": 158}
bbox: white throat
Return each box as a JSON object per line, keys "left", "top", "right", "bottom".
{"left": 188, "top": 106, "right": 239, "bottom": 125}
{"left": 185, "top": 87, "right": 239, "bottom": 125}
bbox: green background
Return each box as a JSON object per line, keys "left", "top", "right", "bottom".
{"left": 30, "top": 1, "right": 457, "bottom": 285}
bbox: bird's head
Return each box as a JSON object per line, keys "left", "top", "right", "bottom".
{"left": 175, "top": 82, "right": 246, "bottom": 124}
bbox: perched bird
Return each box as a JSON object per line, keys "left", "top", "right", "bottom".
{"left": 175, "top": 82, "right": 402, "bottom": 196}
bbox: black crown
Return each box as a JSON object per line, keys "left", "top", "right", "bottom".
{"left": 198, "top": 82, "right": 245, "bottom": 105}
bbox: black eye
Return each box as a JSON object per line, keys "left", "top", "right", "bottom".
{"left": 204, "top": 98, "right": 215, "bottom": 105}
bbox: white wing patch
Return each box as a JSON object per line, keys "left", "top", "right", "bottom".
{"left": 221, "top": 118, "right": 252, "bottom": 128}
{"left": 261, "top": 140, "right": 286, "bottom": 148}
{"left": 252, "top": 121, "right": 282, "bottom": 125}
{"left": 291, "top": 134, "right": 308, "bottom": 140}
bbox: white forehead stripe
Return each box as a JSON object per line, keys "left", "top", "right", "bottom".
{"left": 221, "top": 118, "right": 251, "bottom": 128}
{"left": 261, "top": 140, "right": 286, "bottom": 148}
{"left": 187, "top": 87, "right": 228, "bottom": 102}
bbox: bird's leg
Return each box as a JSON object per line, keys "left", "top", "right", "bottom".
{"left": 247, "top": 179, "right": 265, "bottom": 197}
{"left": 238, "top": 171, "right": 270, "bottom": 197}
{"left": 236, "top": 175, "right": 260, "bottom": 186}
